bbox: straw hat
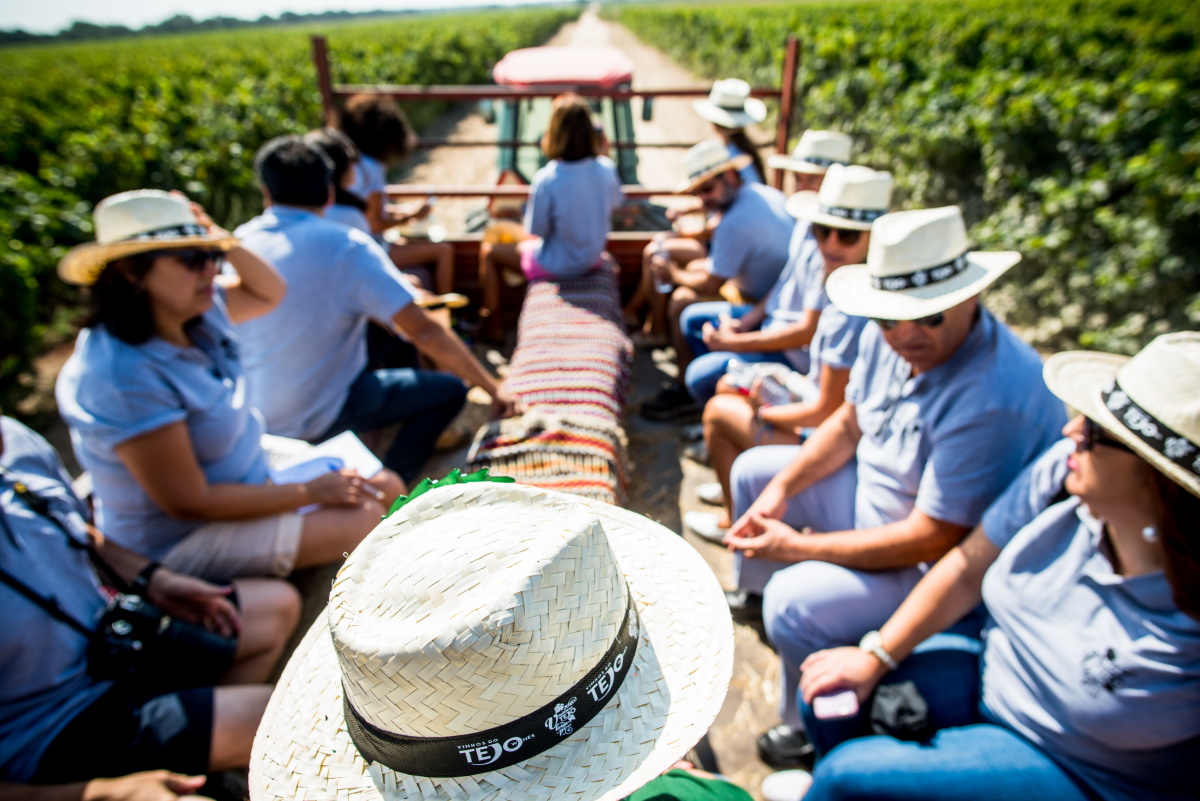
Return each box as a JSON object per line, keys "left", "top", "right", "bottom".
{"left": 786, "top": 164, "right": 893, "bottom": 230}
{"left": 250, "top": 479, "right": 734, "bottom": 801}
{"left": 693, "top": 79, "right": 767, "bottom": 129}
{"left": 1043, "top": 332, "right": 1200, "bottom": 498}
{"left": 768, "top": 130, "right": 853, "bottom": 175}
{"left": 825, "top": 206, "right": 1021, "bottom": 320}
{"left": 677, "top": 140, "right": 753, "bottom": 193}
{"left": 58, "top": 190, "right": 238, "bottom": 286}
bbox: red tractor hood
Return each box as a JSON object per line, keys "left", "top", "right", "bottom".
{"left": 492, "top": 46, "right": 634, "bottom": 88}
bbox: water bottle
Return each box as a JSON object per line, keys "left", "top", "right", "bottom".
{"left": 651, "top": 245, "right": 674, "bottom": 294}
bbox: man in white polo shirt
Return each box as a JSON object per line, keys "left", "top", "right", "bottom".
{"left": 234, "top": 136, "right": 518, "bottom": 484}
{"left": 724, "top": 207, "right": 1066, "bottom": 770}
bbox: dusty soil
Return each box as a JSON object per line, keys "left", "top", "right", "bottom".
{"left": 25, "top": 10, "right": 782, "bottom": 798}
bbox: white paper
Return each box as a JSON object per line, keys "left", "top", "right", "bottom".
{"left": 268, "top": 432, "right": 384, "bottom": 513}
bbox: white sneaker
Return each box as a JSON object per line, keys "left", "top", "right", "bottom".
{"left": 761, "top": 769, "right": 814, "bottom": 801}
{"left": 684, "top": 510, "right": 729, "bottom": 544}
{"left": 696, "top": 481, "right": 725, "bottom": 506}
{"left": 682, "top": 440, "right": 709, "bottom": 464}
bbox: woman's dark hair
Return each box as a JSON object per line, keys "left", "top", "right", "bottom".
{"left": 84, "top": 253, "right": 158, "bottom": 344}
{"left": 304, "top": 127, "right": 366, "bottom": 211}
{"left": 721, "top": 127, "right": 766, "bottom": 185}
{"left": 1153, "top": 469, "right": 1200, "bottom": 622}
{"left": 254, "top": 135, "right": 334, "bottom": 208}
{"left": 542, "top": 94, "right": 598, "bottom": 162}
{"left": 338, "top": 94, "right": 415, "bottom": 166}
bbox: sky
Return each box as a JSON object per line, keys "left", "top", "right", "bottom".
{"left": 0, "top": 0, "right": 544, "bottom": 34}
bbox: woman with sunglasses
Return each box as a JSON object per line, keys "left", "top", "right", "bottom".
{"left": 793, "top": 332, "right": 1200, "bottom": 801}
{"left": 56, "top": 190, "right": 402, "bottom": 584}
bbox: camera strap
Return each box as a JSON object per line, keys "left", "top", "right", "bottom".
{"left": 0, "top": 561, "right": 95, "bottom": 637}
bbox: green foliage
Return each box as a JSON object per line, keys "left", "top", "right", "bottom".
{"left": 614, "top": 0, "right": 1200, "bottom": 354}
{"left": 0, "top": 8, "right": 575, "bottom": 410}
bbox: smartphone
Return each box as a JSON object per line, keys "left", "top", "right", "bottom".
{"left": 812, "top": 689, "right": 860, "bottom": 719}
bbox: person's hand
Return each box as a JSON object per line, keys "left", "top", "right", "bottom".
{"left": 701, "top": 320, "right": 741, "bottom": 350}
{"left": 800, "top": 646, "right": 889, "bottom": 705}
{"left": 723, "top": 514, "right": 808, "bottom": 561}
{"left": 491, "top": 386, "right": 524, "bottom": 420}
{"left": 147, "top": 570, "right": 240, "bottom": 638}
{"left": 303, "top": 469, "right": 387, "bottom": 508}
{"left": 84, "top": 770, "right": 211, "bottom": 801}
{"left": 726, "top": 480, "right": 789, "bottom": 541}
{"left": 747, "top": 376, "right": 766, "bottom": 409}
{"left": 171, "top": 191, "right": 231, "bottom": 240}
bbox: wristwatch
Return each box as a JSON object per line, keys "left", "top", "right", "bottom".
{"left": 132, "top": 560, "right": 163, "bottom": 597}
{"left": 859, "top": 630, "right": 898, "bottom": 671}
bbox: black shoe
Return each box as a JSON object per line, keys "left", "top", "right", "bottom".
{"left": 724, "top": 589, "right": 763, "bottom": 622}
{"left": 640, "top": 382, "right": 700, "bottom": 421}
{"left": 757, "top": 723, "right": 816, "bottom": 771}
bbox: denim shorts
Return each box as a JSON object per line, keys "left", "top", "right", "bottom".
{"left": 31, "top": 684, "right": 214, "bottom": 783}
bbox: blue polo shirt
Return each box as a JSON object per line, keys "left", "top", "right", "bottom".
{"left": 728, "top": 142, "right": 764, "bottom": 185}
{"left": 526, "top": 156, "right": 623, "bottom": 276}
{"left": 761, "top": 222, "right": 827, "bottom": 371}
{"left": 845, "top": 307, "right": 1066, "bottom": 530}
{"left": 980, "top": 439, "right": 1200, "bottom": 801}
{"left": 234, "top": 206, "right": 417, "bottom": 440}
{"left": 808, "top": 303, "right": 867, "bottom": 383}
{"left": 707, "top": 182, "right": 793, "bottom": 301}
{"left": 0, "top": 417, "right": 112, "bottom": 782}
{"left": 56, "top": 291, "right": 270, "bottom": 558}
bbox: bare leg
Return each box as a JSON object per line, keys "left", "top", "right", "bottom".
{"left": 367, "top": 468, "right": 406, "bottom": 509}
{"left": 293, "top": 500, "right": 386, "bottom": 571}
{"left": 479, "top": 241, "right": 519, "bottom": 342}
{"left": 705, "top": 394, "right": 798, "bottom": 525}
{"left": 222, "top": 578, "right": 301, "bottom": 684}
{"left": 210, "top": 685, "right": 272, "bottom": 771}
{"left": 390, "top": 240, "right": 455, "bottom": 295}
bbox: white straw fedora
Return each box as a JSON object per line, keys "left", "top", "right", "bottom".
{"left": 825, "top": 206, "right": 1021, "bottom": 320}
{"left": 786, "top": 164, "right": 893, "bottom": 230}
{"left": 250, "top": 477, "right": 734, "bottom": 801}
{"left": 676, "top": 139, "right": 753, "bottom": 193}
{"left": 58, "top": 190, "right": 238, "bottom": 286}
{"left": 768, "top": 130, "right": 853, "bottom": 175}
{"left": 693, "top": 78, "right": 767, "bottom": 129}
{"left": 1043, "top": 332, "right": 1200, "bottom": 498}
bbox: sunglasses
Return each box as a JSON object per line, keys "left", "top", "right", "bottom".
{"left": 872, "top": 312, "right": 946, "bottom": 331}
{"left": 694, "top": 179, "right": 721, "bottom": 196}
{"left": 812, "top": 223, "right": 864, "bottom": 246}
{"left": 1081, "top": 417, "right": 1133, "bottom": 453}
{"left": 149, "top": 248, "right": 222, "bottom": 272}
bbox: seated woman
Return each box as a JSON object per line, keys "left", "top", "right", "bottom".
{"left": 0, "top": 414, "right": 299, "bottom": 786}
{"left": 338, "top": 93, "right": 453, "bottom": 296}
{"left": 796, "top": 332, "right": 1200, "bottom": 800}
{"left": 55, "top": 190, "right": 403, "bottom": 584}
{"left": 478, "top": 93, "right": 623, "bottom": 342}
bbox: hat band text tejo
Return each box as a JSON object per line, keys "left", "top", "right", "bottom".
{"left": 122, "top": 223, "right": 210, "bottom": 243}
{"left": 1102, "top": 379, "right": 1200, "bottom": 478}
{"left": 820, "top": 204, "right": 886, "bottom": 224}
{"left": 343, "top": 587, "right": 640, "bottom": 778}
{"left": 871, "top": 252, "right": 969, "bottom": 292}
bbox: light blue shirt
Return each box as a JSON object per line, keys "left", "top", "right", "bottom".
{"left": 728, "top": 142, "right": 763, "bottom": 185}
{"left": 0, "top": 417, "right": 113, "bottom": 781}
{"left": 525, "top": 156, "right": 623, "bottom": 276}
{"left": 761, "top": 221, "right": 827, "bottom": 371}
{"left": 808, "top": 303, "right": 868, "bottom": 383}
{"left": 844, "top": 307, "right": 1066, "bottom": 530}
{"left": 325, "top": 202, "right": 373, "bottom": 237}
{"left": 234, "top": 207, "right": 417, "bottom": 440}
{"left": 981, "top": 439, "right": 1200, "bottom": 801}
{"left": 708, "top": 182, "right": 793, "bottom": 300}
{"left": 348, "top": 153, "right": 387, "bottom": 202}
{"left": 56, "top": 291, "right": 270, "bottom": 557}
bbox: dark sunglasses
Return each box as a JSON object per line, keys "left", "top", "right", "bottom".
{"left": 694, "top": 179, "right": 721, "bottom": 196}
{"left": 812, "top": 223, "right": 864, "bottom": 246}
{"left": 1081, "top": 417, "right": 1133, "bottom": 453}
{"left": 872, "top": 312, "right": 946, "bottom": 331}
{"left": 149, "top": 248, "right": 222, "bottom": 272}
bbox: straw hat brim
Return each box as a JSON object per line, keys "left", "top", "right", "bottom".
{"left": 676, "top": 153, "right": 753, "bottom": 193}
{"left": 692, "top": 97, "right": 768, "bottom": 129}
{"left": 785, "top": 191, "right": 878, "bottom": 230}
{"left": 768, "top": 154, "right": 830, "bottom": 175}
{"left": 825, "top": 251, "right": 1021, "bottom": 320}
{"left": 249, "top": 483, "right": 735, "bottom": 801}
{"left": 58, "top": 233, "right": 240, "bottom": 286}
{"left": 1043, "top": 351, "right": 1200, "bottom": 498}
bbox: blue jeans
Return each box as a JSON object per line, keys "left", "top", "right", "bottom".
{"left": 679, "top": 302, "right": 790, "bottom": 404}
{"left": 801, "top": 633, "right": 1091, "bottom": 801}
{"left": 320, "top": 367, "right": 468, "bottom": 483}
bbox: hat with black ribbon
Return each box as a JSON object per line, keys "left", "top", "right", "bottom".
{"left": 768, "top": 130, "right": 853, "bottom": 175}
{"left": 59, "top": 190, "right": 239, "bottom": 286}
{"left": 692, "top": 78, "right": 768, "bottom": 129}
{"left": 824, "top": 206, "right": 1022, "bottom": 320}
{"left": 249, "top": 474, "right": 734, "bottom": 801}
{"left": 785, "top": 164, "right": 893, "bottom": 231}
{"left": 1043, "top": 332, "right": 1200, "bottom": 498}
